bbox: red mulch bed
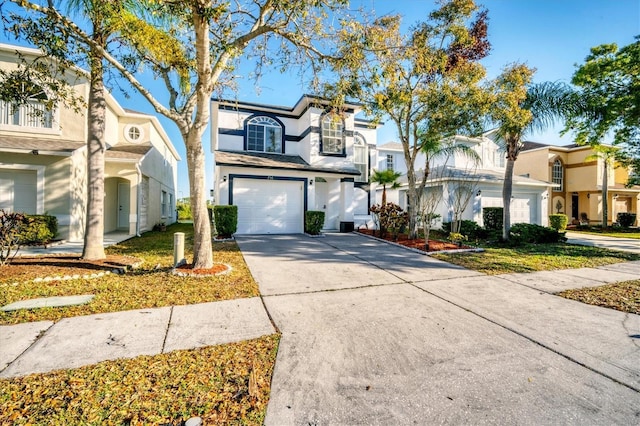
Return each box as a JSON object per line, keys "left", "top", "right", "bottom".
{"left": 174, "top": 263, "right": 230, "bottom": 276}
{"left": 0, "top": 255, "right": 142, "bottom": 282}
{"left": 356, "top": 229, "right": 471, "bottom": 253}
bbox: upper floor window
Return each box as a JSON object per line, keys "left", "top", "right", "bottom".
{"left": 494, "top": 148, "right": 505, "bottom": 168}
{"left": 0, "top": 82, "right": 54, "bottom": 129}
{"left": 246, "top": 116, "right": 283, "bottom": 153}
{"left": 321, "top": 113, "right": 345, "bottom": 155}
{"left": 354, "top": 135, "right": 368, "bottom": 182}
{"left": 386, "top": 154, "right": 394, "bottom": 171}
{"left": 552, "top": 159, "right": 563, "bottom": 192}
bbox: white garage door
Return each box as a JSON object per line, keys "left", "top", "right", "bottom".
{"left": 0, "top": 169, "right": 37, "bottom": 214}
{"left": 482, "top": 193, "right": 536, "bottom": 225}
{"left": 233, "top": 178, "right": 304, "bottom": 234}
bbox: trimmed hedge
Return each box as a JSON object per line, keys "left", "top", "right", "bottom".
{"left": 442, "top": 220, "right": 482, "bottom": 238}
{"left": 213, "top": 205, "right": 238, "bottom": 238}
{"left": 617, "top": 212, "right": 637, "bottom": 228}
{"left": 483, "top": 207, "right": 503, "bottom": 231}
{"left": 22, "top": 214, "right": 57, "bottom": 244}
{"left": 305, "top": 211, "right": 325, "bottom": 235}
{"left": 509, "top": 223, "right": 566, "bottom": 244}
{"left": 548, "top": 214, "right": 568, "bottom": 231}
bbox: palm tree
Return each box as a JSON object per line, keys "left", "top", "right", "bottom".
{"left": 586, "top": 145, "right": 618, "bottom": 227}
{"left": 490, "top": 64, "right": 574, "bottom": 240}
{"left": 370, "top": 169, "right": 402, "bottom": 205}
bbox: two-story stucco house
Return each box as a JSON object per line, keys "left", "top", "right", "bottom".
{"left": 376, "top": 130, "right": 551, "bottom": 228}
{"left": 515, "top": 142, "right": 640, "bottom": 226}
{"left": 211, "top": 95, "right": 378, "bottom": 234}
{"left": 0, "top": 43, "right": 180, "bottom": 241}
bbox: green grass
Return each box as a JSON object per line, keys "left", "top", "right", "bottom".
{"left": 432, "top": 243, "right": 640, "bottom": 275}
{"left": 0, "top": 335, "right": 279, "bottom": 425}
{"left": 568, "top": 228, "right": 640, "bottom": 239}
{"left": 0, "top": 223, "right": 259, "bottom": 325}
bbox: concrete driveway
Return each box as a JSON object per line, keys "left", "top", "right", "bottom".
{"left": 237, "top": 233, "right": 640, "bottom": 425}
{"left": 565, "top": 231, "right": 640, "bottom": 254}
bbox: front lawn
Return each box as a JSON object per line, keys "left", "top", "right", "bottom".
{"left": 432, "top": 243, "right": 640, "bottom": 275}
{"left": 558, "top": 280, "right": 640, "bottom": 315}
{"left": 0, "top": 223, "right": 259, "bottom": 325}
{"left": 0, "top": 335, "right": 279, "bottom": 425}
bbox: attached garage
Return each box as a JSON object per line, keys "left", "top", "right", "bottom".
{"left": 481, "top": 192, "right": 538, "bottom": 225}
{"left": 0, "top": 169, "right": 37, "bottom": 214}
{"left": 232, "top": 177, "right": 305, "bottom": 234}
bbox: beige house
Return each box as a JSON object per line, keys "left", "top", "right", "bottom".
{"left": 516, "top": 142, "right": 639, "bottom": 226}
{"left": 0, "top": 43, "right": 180, "bottom": 241}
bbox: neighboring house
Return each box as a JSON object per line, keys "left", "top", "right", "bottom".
{"left": 211, "top": 95, "right": 378, "bottom": 234}
{"left": 0, "top": 43, "right": 180, "bottom": 242}
{"left": 376, "top": 130, "right": 551, "bottom": 228}
{"left": 515, "top": 142, "right": 640, "bottom": 226}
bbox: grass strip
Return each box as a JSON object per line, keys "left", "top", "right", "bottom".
{"left": 0, "top": 334, "right": 279, "bottom": 425}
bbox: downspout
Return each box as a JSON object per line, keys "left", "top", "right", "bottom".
{"left": 135, "top": 161, "right": 142, "bottom": 237}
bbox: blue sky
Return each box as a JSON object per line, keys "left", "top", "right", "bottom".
{"left": 2, "top": 0, "right": 639, "bottom": 198}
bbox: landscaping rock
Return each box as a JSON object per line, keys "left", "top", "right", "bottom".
{"left": 185, "top": 417, "right": 202, "bottom": 426}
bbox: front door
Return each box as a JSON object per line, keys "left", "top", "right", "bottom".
{"left": 571, "top": 193, "right": 579, "bottom": 221}
{"left": 117, "top": 183, "right": 130, "bottom": 230}
{"left": 315, "top": 180, "right": 330, "bottom": 229}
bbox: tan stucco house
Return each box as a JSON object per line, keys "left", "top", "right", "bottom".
{"left": 0, "top": 43, "right": 180, "bottom": 241}
{"left": 515, "top": 141, "right": 639, "bottom": 226}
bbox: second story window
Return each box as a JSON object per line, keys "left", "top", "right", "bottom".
{"left": 246, "top": 116, "right": 283, "bottom": 153}
{"left": 354, "top": 135, "right": 368, "bottom": 182}
{"left": 321, "top": 113, "right": 345, "bottom": 155}
{"left": 386, "top": 154, "right": 394, "bottom": 171}
{"left": 552, "top": 159, "right": 563, "bottom": 192}
{"left": 0, "top": 81, "right": 54, "bottom": 129}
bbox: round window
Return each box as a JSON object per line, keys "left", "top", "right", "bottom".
{"left": 124, "top": 124, "right": 144, "bottom": 143}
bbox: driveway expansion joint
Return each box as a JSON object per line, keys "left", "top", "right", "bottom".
{"left": 0, "top": 321, "right": 55, "bottom": 374}
{"left": 161, "top": 306, "right": 174, "bottom": 354}
{"left": 262, "top": 281, "right": 407, "bottom": 299}
{"left": 408, "top": 282, "right": 640, "bottom": 395}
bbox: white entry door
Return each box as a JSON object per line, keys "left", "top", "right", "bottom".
{"left": 117, "top": 183, "right": 130, "bottom": 229}
{"left": 233, "top": 178, "right": 303, "bottom": 234}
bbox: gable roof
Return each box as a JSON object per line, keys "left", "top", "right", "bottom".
{"left": 398, "top": 165, "right": 553, "bottom": 188}
{"left": 377, "top": 142, "right": 403, "bottom": 151}
{"left": 215, "top": 150, "right": 361, "bottom": 176}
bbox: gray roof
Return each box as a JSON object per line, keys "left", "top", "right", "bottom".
{"left": 215, "top": 150, "right": 361, "bottom": 176}
{"left": 105, "top": 143, "right": 153, "bottom": 160}
{"left": 399, "top": 165, "right": 552, "bottom": 187}
{"left": 0, "top": 135, "right": 84, "bottom": 153}
{"left": 377, "top": 142, "right": 403, "bottom": 151}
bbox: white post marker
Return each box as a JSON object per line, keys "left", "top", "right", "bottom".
{"left": 174, "top": 232, "right": 185, "bottom": 267}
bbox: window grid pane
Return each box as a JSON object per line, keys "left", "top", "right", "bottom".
{"left": 247, "top": 117, "right": 282, "bottom": 153}
{"left": 552, "top": 160, "right": 563, "bottom": 191}
{"left": 322, "top": 115, "right": 343, "bottom": 154}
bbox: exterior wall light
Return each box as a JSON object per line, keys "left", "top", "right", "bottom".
{"left": 309, "top": 179, "right": 313, "bottom": 186}
{"left": 222, "top": 175, "right": 227, "bottom": 182}
{"left": 476, "top": 189, "right": 481, "bottom": 196}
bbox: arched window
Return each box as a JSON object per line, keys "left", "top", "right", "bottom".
{"left": 354, "top": 134, "right": 368, "bottom": 182}
{"left": 0, "top": 80, "right": 54, "bottom": 129}
{"left": 321, "top": 113, "right": 344, "bottom": 155}
{"left": 245, "top": 116, "right": 283, "bottom": 153}
{"left": 552, "top": 159, "right": 563, "bottom": 192}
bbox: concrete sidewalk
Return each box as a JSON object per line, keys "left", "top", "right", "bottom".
{"left": 565, "top": 230, "right": 640, "bottom": 254}
{"left": 0, "top": 298, "right": 275, "bottom": 378}
{"left": 237, "top": 233, "right": 640, "bottom": 425}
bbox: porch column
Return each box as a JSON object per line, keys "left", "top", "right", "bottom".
{"left": 339, "top": 177, "right": 355, "bottom": 232}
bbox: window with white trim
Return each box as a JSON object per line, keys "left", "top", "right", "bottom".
{"left": 386, "top": 154, "right": 394, "bottom": 171}
{"left": 246, "top": 116, "right": 282, "bottom": 153}
{"left": 354, "top": 135, "right": 368, "bottom": 182}
{"left": 0, "top": 81, "right": 54, "bottom": 129}
{"left": 552, "top": 159, "right": 563, "bottom": 192}
{"left": 161, "top": 190, "right": 168, "bottom": 217}
{"left": 321, "top": 114, "right": 344, "bottom": 154}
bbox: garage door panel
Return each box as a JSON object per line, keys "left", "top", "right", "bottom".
{"left": 0, "top": 169, "right": 37, "bottom": 213}
{"left": 234, "top": 178, "right": 303, "bottom": 234}
{"left": 482, "top": 193, "right": 536, "bottom": 225}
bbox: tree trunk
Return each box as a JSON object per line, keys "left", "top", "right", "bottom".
{"left": 82, "top": 52, "right": 106, "bottom": 260}
{"left": 502, "top": 158, "right": 515, "bottom": 240}
{"left": 602, "top": 160, "right": 608, "bottom": 228}
{"left": 185, "top": 129, "right": 213, "bottom": 269}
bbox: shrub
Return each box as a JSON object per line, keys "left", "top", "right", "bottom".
{"left": 305, "top": 211, "right": 325, "bottom": 235}
{"left": 548, "top": 214, "right": 568, "bottom": 231}
{"left": 213, "top": 205, "right": 238, "bottom": 238}
{"left": 0, "top": 210, "right": 26, "bottom": 265}
{"left": 20, "top": 219, "right": 54, "bottom": 245}
{"left": 617, "top": 212, "right": 637, "bottom": 228}
{"left": 442, "top": 220, "right": 482, "bottom": 238}
{"left": 369, "top": 202, "right": 408, "bottom": 239}
{"left": 509, "top": 223, "right": 566, "bottom": 244}
{"left": 177, "top": 202, "right": 192, "bottom": 220}
{"left": 483, "top": 207, "right": 503, "bottom": 231}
